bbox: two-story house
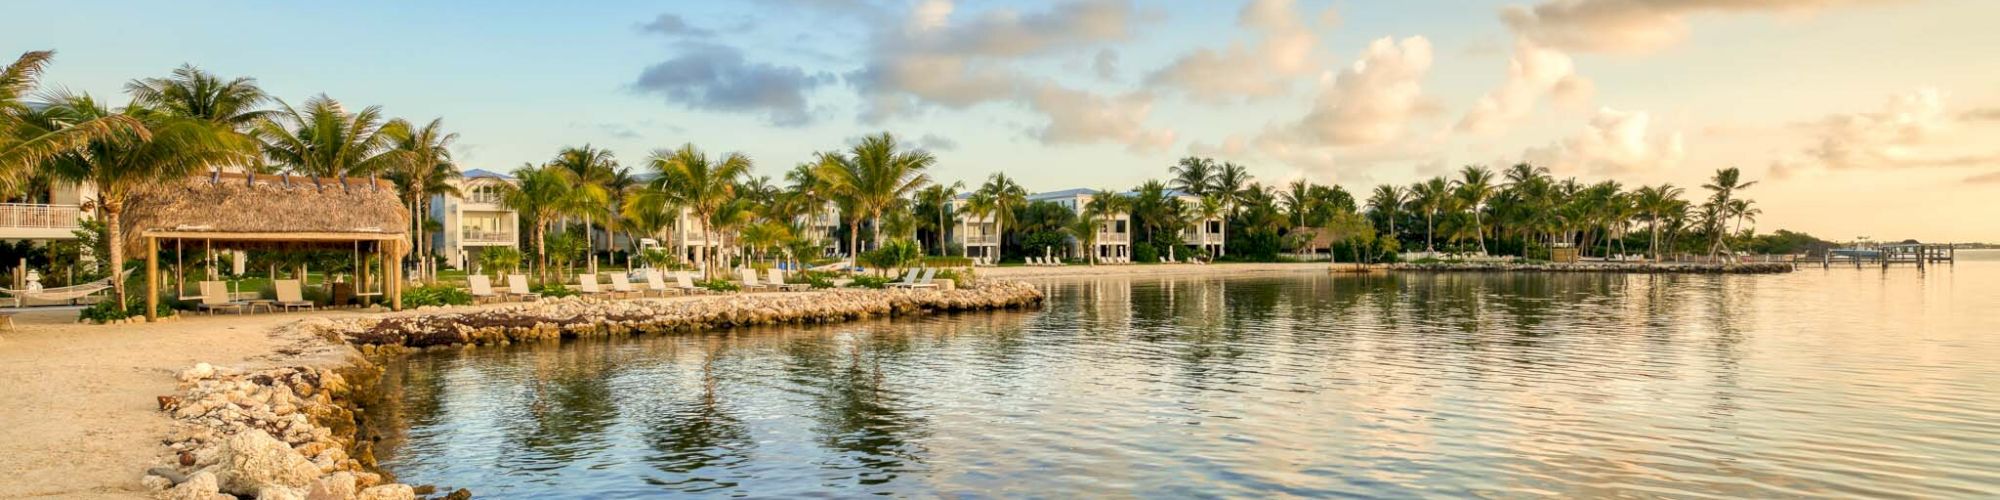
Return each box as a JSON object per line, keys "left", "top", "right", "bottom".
{"left": 948, "top": 193, "right": 1001, "bottom": 262}
{"left": 1167, "top": 189, "right": 1226, "bottom": 258}
{"left": 431, "top": 169, "right": 522, "bottom": 270}
{"left": 1029, "top": 188, "right": 1130, "bottom": 262}
{"left": 0, "top": 181, "right": 93, "bottom": 242}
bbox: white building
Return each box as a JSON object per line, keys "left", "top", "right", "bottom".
{"left": 431, "top": 169, "right": 521, "bottom": 270}
{"left": 1029, "top": 188, "right": 1130, "bottom": 261}
{"left": 0, "top": 181, "right": 94, "bottom": 241}
{"left": 1165, "top": 189, "right": 1226, "bottom": 257}
{"left": 948, "top": 193, "right": 1001, "bottom": 261}
{"left": 801, "top": 201, "right": 842, "bottom": 257}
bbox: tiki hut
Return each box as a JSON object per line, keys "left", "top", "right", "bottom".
{"left": 121, "top": 172, "right": 412, "bottom": 319}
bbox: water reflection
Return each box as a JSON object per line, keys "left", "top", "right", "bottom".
{"left": 374, "top": 266, "right": 2000, "bottom": 498}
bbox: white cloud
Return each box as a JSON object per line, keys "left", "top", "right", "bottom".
{"left": 1521, "top": 107, "right": 1685, "bottom": 174}
{"left": 1456, "top": 38, "right": 1593, "bottom": 133}
{"left": 1145, "top": 0, "right": 1331, "bottom": 102}
{"left": 1502, "top": 0, "right": 1900, "bottom": 53}
{"left": 1798, "top": 87, "right": 1999, "bottom": 169}
{"left": 1028, "top": 85, "right": 1175, "bottom": 154}
{"left": 1289, "top": 36, "right": 1435, "bottom": 147}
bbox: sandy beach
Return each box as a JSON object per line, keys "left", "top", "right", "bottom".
{"left": 0, "top": 263, "right": 1328, "bottom": 498}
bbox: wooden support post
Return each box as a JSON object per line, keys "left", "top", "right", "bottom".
{"left": 390, "top": 241, "right": 404, "bottom": 312}
{"left": 145, "top": 237, "right": 159, "bottom": 322}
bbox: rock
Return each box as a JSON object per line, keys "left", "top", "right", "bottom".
{"left": 442, "top": 488, "right": 471, "bottom": 500}
{"left": 258, "top": 486, "right": 306, "bottom": 500}
{"left": 149, "top": 466, "right": 190, "bottom": 484}
{"left": 355, "top": 484, "right": 414, "bottom": 500}
{"left": 142, "top": 473, "right": 174, "bottom": 491}
{"left": 164, "top": 471, "right": 220, "bottom": 500}
{"left": 304, "top": 472, "right": 357, "bottom": 500}
{"left": 181, "top": 363, "right": 216, "bottom": 382}
{"left": 215, "top": 430, "right": 321, "bottom": 496}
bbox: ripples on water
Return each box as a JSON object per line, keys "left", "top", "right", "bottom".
{"left": 373, "top": 259, "right": 2000, "bottom": 498}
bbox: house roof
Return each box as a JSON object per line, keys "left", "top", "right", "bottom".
{"left": 1028, "top": 188, "right": 1098, "bottom": 200}
{"left": 120, "top": 172, "right": 411, "bottom": 253}
{"left": 462, "top": 168, "right": 514, "bottom": 180}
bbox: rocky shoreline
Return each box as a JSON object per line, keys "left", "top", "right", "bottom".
{"left": 323, "top": 281, "right": 1046, "bottom": 351}
{"left": 143, "top": 358, "right": 444, "bottom": 500}
{"left": 140, "top": 282, "right": 1043, "bottom": 499}
{"left": 1388, "top": 261, "right": 1796, "bottom": 274}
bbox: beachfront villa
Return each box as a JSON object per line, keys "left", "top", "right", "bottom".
{"left": 0, "top": 181, "right": 92, "bottom": 243}
{"left": 1031, "top": 188, "right": 1132, "bottom": 261}
{"left": 429, "top": 169, "right": 521, "bottom": 270}
{"left": 948, "top": 193, "right": 1000, "bottom": 262}
{"left": 1167, "top": 189, "right": 1227, "bottom": 257}
{"left": 802, "top": 202, "right": 842, "bottom": 257}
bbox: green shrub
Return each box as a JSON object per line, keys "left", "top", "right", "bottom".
{"left": 862, "top": 239, "right": 923, "bottom": 272}
{"left": 934, "top": 268, "right": 975, "bottom": 287}
{"left": 797, "top": 270, "right": 836, "bottom": 289}
{"left": 400, "top": 284, "right": 474, "bottom": 308}
{"left": 532, "top": 283, "right": 578, "bottom": 298}
{"left": 1132, "top": 242, "right": 1159, "bottom": 263}
{"left": 924, "top": 256, "right": 972, "bottom": 268}
{"left": 849, "top": 275, "right": 893, "bottom": 289}
{"left": 78, "top": 298, "right": 175, "bottom": 323}
{"left": 697, "top": 279, "right": 740, "bottom": 292}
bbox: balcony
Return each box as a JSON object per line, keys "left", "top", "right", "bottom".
{"left": 0, "top": 203, "right": 83, "bottom": 239}
{"left": 464, "top": 192, "right": 506, "bottom": 206}
{"left": 1097, "top": 231, "right": 1130, "bottom": 244}
{"left": 461, "top": 229, "right": 515, "bottom": 245}
{"left": 961, "top": 234, "right": 999, "bottom": 246}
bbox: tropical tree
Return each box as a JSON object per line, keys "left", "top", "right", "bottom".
{"left": 548, "top": 145, "right": 616, "bottom": 273}
{"left": 1066, "top": 216, "right": 1102, "bottom": 265}
{"left": 0, "top": 50, "right": 150, "bottom": 192}
{"left": 1409, "top": 177, "right": 1452, "bottom": 253}
{"left": 252, "top": 94, "right": 397, "bottom": 182}
{"left": 812, "top": 133, "right": 933, "bottom": 259}
{"left": 648, "top": 143, "right": 750, "bottom": 278}
{"left": 34, "top": 92, "right": 252, "bottom": 307}
{"left": 124, "top": 64, "right": 272, "bottom": 133}
{"left": 1634, "top": 184, "right": 1682, "bottom": 261}
{"left": 1701, "top": 167, "right": 1757, "bottom": 260}
{"left": 501, "top": 164, "right": 583, "bottom": 283}
{"left": 1455, "top": 165, "right": 1496, "bottom": 255}
{"left": 974, "top": 172, "right": 1027, "bottom": 258}
{"left": 915, "top": 181, "right": 963, "bottom": 256}
{"left": 381, "top": 118, "right": 460, "bottom": 282}
{"left": 1366, "top": 185, "right": 1405, "bottom": 242}
{"left": 1168, "top": 156, "right": 1216, "bottom": 196}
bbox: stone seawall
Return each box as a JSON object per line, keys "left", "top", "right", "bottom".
{"left": 322, "top": 281, "right": 1046, "bottom": 351}
{"left": 1388, "top": 262, "right": 1796, "bottom": 274}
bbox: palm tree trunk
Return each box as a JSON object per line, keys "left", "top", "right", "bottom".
{"left": 534, "top": 221, "right": 548, "bottom": 284}
{"left": 106, "top": 205, "right": 127, "bottom": 308}
{"left": 1474, "top": 210, "right": 1487, "bottom": 255}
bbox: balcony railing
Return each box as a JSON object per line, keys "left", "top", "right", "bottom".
{"left": 465, "top": 192, "right": 505, "bottom": 205}
{"left": 461, "top": 229, "right": 515, "bottom": 243}
{"left": 961, "top": 234, "right": 999, "bottom": 245}
{"left": 1098, "top": 232, "right": 1130, "bottom": 244}
{"left": 0, "top": 203, "right": 82, "bottom": 230}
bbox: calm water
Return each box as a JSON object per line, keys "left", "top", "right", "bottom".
{"left": 373, "top": 253, "right": 2000, "bottom": 498}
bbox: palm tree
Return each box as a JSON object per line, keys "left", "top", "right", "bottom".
{"left": 915, "top": 181, "right": 963, "bottom": 256}
{"left": 1169, "top": 156, "right": 1216, "bottom": 196}
{"left": 1, "top": 51, "right": 150, "bottom": 191}
{"left": 1701, "top": 167, "right": 1756, "bottom": 260}
{"left": 501, "top": 164, "right": 581, "bottom": 283}
{"left": 1410, "top": 177, "right": 1451, "bottom": 253}
{"left": 974, "top": 172, "right": 1028, "bottom": 258}
{"left": 1210, "top": 162, "right": 1252, "bottom": 256}
{"left": 548, "top": 145, "right": 616, "bottom": 274}
{"left": 1634, "top": 184, "right": 1683, "bottom": 261}
{"left": 1282, "top": 179, "right": 1312, "bottom": 229}
{"left": 35, "top": 92, "right": 251, "bottom": 308}
{"left": 648, "top": 144, "right": 750, "bottom": 278}
{"left": 252, "top": 94, "right": 397, "bottom": 183}
{"left": 381, "top": 118, "right": 459, "bottom": 282}
{"left": 813, "top": 133, "right": 933, "bottom": 259}
{"left": 1066, "top": 216, "right": 1103, "bottom": 265}
{"left": 1193, "top": 194, "right": 1225, "bottom": 257}
{"left": 124, "top": 64, "right": 272, "bottom": 133}
{"left": 1456, "top": 165, "right": 1496, "bottom": 255}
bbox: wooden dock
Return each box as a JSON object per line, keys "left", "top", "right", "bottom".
{"left": 1822, "top": 242, "right": 1956, "bottom": 269}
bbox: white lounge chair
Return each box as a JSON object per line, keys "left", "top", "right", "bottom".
{"left": 767, "top": 268, "right": 810, "bottom": 292}
{"left": 673, "top": 271, "right": 709, "bottom": 294}
{"left": 576, "top": 273, "right": 612, "bottom": 297}
{"left": 642, "top": 270, "right": 680, "bottom": 297}
{"left": 608, "top": 273, "right": 645, "bottom": 298}
{"left": 892, "top": 268, "right": 939, "bottom": 289}
{"left": 274, "top": 279, "right": 316, "bottom": 311}
{"left": 737, "top": 268, "right": 772, "bottom": 292}
{"left": 196, "top": 281, "right": 247, "bottom": 314}
{"left": 466, "top": 275, "right": 501, "bottom": 303}
{"left": 506, "top": 274, "right": 540, "bottom": 301}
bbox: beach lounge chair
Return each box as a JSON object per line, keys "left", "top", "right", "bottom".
{"left": 196, "top": 281, "right": 247, "bottom": 314}
{"left": 641, "top": 270, "right": 678, "bottom": 297}
{"left": 673, "top": 271, "right": 709, "bottom": 294}
{"left": 892, "top": 268, "right": 939, "bottom": 289}
{"left": 506, "top": 274, "right": 540, "bottom": 301}
{"left": 609, "top": 273, "right": 646, "bottom": 298}
{"left": 767, "top": 268, "right": 810, "bottom": 292}
{"left": 466, "top": 275, "right": 502, "bottom": 303}
{"left": 274, "top": 279, "right": 316, "bottom": 311}
{"left": 576, "top": 273, "right": 613, "bottom": 297}
{"left": 737, "top": 268, "right": 772, "bottom": 292}
{"left": 888, "top": 268, "right": 921, "bottom": 287}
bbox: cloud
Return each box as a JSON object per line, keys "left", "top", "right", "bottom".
{"left": 638, "top": 13, "right": 716, "bottom": 38}
{"left": 1795, "top": 87, "right": 2000, "bottom": 169}
{"left": 1144, "top": 0, "right": 1330, "bottom": 102}
{"left": 1285, "top": 36, "right": 1435, "bottom": 147}
{"left": 1520, "top": 107, "right": 1685, "bottom": 174}
{"left": 632, "top": 42, "right": 833, "bottom": 126}
{"left": 1027, "top": 84, "right": 1175, "bottom": 154}
{"left": 1967, "top": 171, "right": 2000, "bottom": 184}
{"left": 1093, "top": 49, "right": 1119, "bottom": 80}
{"left": 1456, "top": 38, "right": 1593, "bottom": 133}
{"left": 917, "top": 133, "right": 958, "bottom": 151}
{"left": 1961, "top": 107, "right": 2000, "bottom": 122}
{"left": 1502, "top": 0, "right": 1899, "bottom": 53}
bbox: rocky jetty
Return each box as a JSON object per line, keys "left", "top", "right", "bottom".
{"left": 1388, "top": 261, "right": 1795, "bottom": 274}
{"left": 143, "top": 361, "right": 438, "bottom": 500}
{"left": 318, "top": 281, "right": 1045, "bottom": 350}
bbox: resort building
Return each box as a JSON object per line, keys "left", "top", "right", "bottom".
{"left": 948, "top": 193, "right": 1001, "bottom": 261}
{"left": 0, "top": 181, "right": 94, "bottom": 242}
{"left": 801, "top": 202, "right": 842, "bottom": 257}
{"left": 430, "top": 169, "right": 521, "bottom": 270}
{"left": 1030, "top": 188, "right": 1131, "bottom": 261}
{"left": 1167, "top": 189, "right": 1226, "bottom": 257}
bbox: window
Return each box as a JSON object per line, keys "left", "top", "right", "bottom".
{"left": 1115, "top": 220, "right": 1127, "bottom": 232}
{"left": 1208, "top": 220, "right": 1221, "bottom": 233}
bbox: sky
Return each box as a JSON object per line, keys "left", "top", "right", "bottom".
{"left": 8, "top": 0, "right": 2000, "bottom": 242}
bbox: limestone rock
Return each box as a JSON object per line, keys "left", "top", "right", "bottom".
{"left": 215, "top": 430, "right": 320, "bottom": 496}
{"left": 163, "top": 470, "right": 220, "bottom": 500}
{"left": 303, "top": 472, "right": 357, "bottom": 500}
{"left": 355, "top": 484, "right": 415, "bottom": 500}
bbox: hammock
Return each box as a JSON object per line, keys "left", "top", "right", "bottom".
{"left": 0, "top": 277, "right": 114, "bottom": 303}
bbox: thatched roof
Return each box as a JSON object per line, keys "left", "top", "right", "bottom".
{"left": 1292, "top": 227, "right": 1337, "bottom": 251}
{"left": 121, "top": 172, "right": 410, "bottom": 253}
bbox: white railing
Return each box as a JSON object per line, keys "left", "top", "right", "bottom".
{"left": 0, "top": 203, "right": 82, "bottom": 230}
{"left": 962, "top": 234, "right": 999, "bottom": 245}
{"left": 465, "top": 192, "right": 505, "bottom": 205}
{"left": 461, "top": 229, "right": 515, "bottom": 243}
{"left": 1098, "top": 232, "right": 1130, "bottom": 244}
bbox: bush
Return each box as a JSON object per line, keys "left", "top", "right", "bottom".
{"left": 935, "top": 268, "right": 976, "bottom": 288}
{"left": 1132, "top": 242, "right": 1158, "bottom": 263}
{"left": 924, "top": 256, "right": 972, "bottom": 268}
{"left": 862, "top": 239, "right": 923, "bottom": 271}
{"left": 697, "top": 279, "right": 740, "bottom": 293}
{"left": 532, "top": 283, "right": 578, "bottom": 298}
{"left": 78, "top": 298, "right": 175, "bottom": 323}
{"left": 797, "top": 270, "right": 837, "bottom": 289}
{"left": 400, "top": 284, "right": 474, "bottom": 308}
{"left": 849, "top": 275, "right": 893, "bottom": 289}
